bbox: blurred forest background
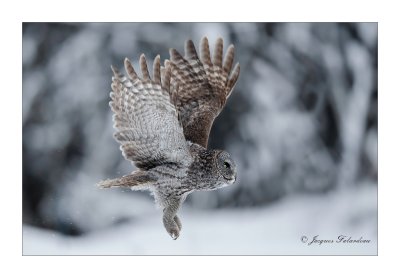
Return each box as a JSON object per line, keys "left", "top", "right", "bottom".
{"left": 22, "top": 23, "right": 377, "bottom": 255}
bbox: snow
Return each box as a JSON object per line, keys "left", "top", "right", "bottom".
{"left": 23, "top": 185, "right": 376, "bottom": 255}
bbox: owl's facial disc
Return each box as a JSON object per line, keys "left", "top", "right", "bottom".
{"left": 216, "top": 151, "right": 237, "bottom": 184}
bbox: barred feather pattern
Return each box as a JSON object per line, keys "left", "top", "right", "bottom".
{"left": 100, "top": 38, "right": 239, "bottom": 240}
{"left": 110, "top": 54, "right": 192, "bottom": 170}
{"left": 167, "top": 37, "right": 240, "bottom": 148}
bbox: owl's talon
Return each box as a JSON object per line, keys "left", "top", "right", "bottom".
{"left": 169, "top": 228, "right": 180, "bottom": 240}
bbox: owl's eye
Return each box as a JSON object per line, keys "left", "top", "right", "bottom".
{"left": 223, "top": 161, "right": 231, "bottom": 169}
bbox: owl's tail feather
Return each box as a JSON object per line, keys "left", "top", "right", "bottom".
{"left": 97, "top": 171, "right": 157, "bottom": 189}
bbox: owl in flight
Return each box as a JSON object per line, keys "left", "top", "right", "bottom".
{"left": 98, "top": 37, "right": 240, "bottom": 239}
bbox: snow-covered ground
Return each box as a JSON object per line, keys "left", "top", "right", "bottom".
{"left": 23, "top": 185, "right": 377, "bottom": 255}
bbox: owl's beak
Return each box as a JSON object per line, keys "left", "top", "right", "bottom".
{"left": 227, "top": 176, "right": 236, "bottom": 184}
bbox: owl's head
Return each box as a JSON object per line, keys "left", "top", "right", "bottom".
{"left": 214, "top": 150, "right": 237, "bottom": 187}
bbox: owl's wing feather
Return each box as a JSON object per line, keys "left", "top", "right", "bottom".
{"left": 167, "top": 37, "right": 240, "bottom": 148}
{"left": 110, "top": 54, "right": 191, "bottom": 170}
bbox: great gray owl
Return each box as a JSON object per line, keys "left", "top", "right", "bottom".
{"left": 98, "top": 37, "right": 240, "bottom": 239}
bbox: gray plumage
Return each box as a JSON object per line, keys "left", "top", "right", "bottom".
{"left": 98, "top": 37, "right": 240, "bottom": 239}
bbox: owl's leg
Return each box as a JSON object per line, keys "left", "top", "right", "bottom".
{"left": 162, "top": 197, "right": 182, "bottom": 240}
{"left": 174, "top": 215, "right": 182, "bottom": 231}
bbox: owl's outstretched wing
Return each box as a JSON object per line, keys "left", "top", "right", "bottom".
{"left": 167, "top": 37, "right": 240, "bottom": 148}
{"left": 110, "top": 55, "right": 191, "bottom": 170}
